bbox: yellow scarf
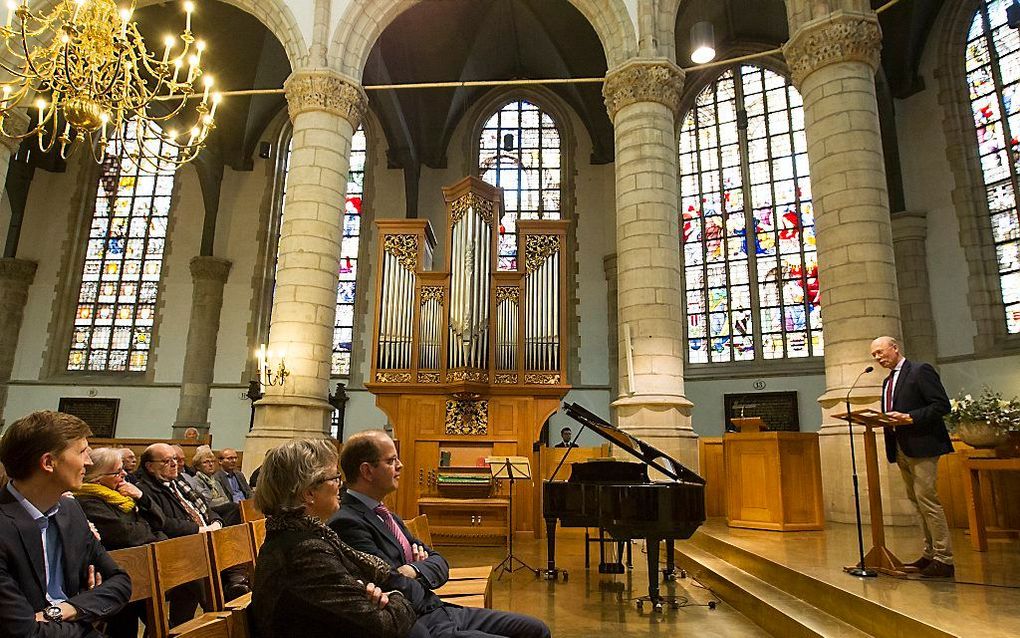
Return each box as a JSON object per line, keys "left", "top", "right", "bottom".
{"left": 73, "top": 482, "right": 136, "bottom": 514}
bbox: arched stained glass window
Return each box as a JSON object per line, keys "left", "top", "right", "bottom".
{"left": 967, "top": 0, "right": 1020, "bottom": 334}
{"left": 334, "top": 127, "right": 366, "bottom": 375}
{"left": 679, "top": 65, "right": 821, "bottom": 364}
{"left": 275, "top": 126, "right": 365, "bottom": 377}
{"left": 68, "top": 121, "right": 176, "bottom": 372}
{"left": 478, "top": 99, "right": 561, "bottom": 270}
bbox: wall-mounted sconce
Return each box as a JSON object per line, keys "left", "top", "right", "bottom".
{"left": 690, "top": 21, "right": 716, "bottom": 65}
{"left": 257, "top": 343, "right": 290, "bottom": 388}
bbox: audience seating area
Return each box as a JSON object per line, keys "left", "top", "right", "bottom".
{"left": 106, "top": 504, "right": 492, "bottom": 638}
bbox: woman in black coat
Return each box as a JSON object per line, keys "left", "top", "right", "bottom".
{"left": 251, "top": 439, "right": 418, "bottom": 638}
{"left": 74, "top": 447, "right": 167, "bottom": 550}
{"left": 74, "top": 447, "right": 168, "bottom": 638}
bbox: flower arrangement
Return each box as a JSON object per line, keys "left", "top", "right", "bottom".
{"left": 944, "top": 387, "right": 1020, "bottom": 433}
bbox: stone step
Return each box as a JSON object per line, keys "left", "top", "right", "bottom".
{"left": 676, "top": 541, "right": 873, "bottom": 638}
{"left": 681, "top": 531, "right": 956, "bottom": 638}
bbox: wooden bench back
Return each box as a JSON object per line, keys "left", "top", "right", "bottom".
{"left": 207, "top": 525, "right": 255, "bottom": 609}
{"left": 109, "top": 545, "right": 161, "bottom": 636}
{"left": 239, "top": 498, "right": 264, "bottom": 523}
{"left": 405, "top": 514, "right": 433, "bottom": 547}
{"left": 249, "top": 519, "right": 267, "bottom": 555}
{"left": 151, "top": 534, "right": 217, "bottom": 637}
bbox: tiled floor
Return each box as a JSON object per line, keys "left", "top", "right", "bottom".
{"left": 442, "top": 532, "right": 770, "bottom": 637}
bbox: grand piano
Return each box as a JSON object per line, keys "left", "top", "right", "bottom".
{"left": 544, "top": 402, "right": 706, "bottom": 609}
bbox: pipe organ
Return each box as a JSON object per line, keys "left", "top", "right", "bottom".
{"left": 367, "top": 176, "right": 570, "bottom": 542}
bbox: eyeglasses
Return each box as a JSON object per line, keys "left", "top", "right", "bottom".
{"left": 98, "top": 469, "right": 127, "bottom": 477}
{"left": 315, "top": 473, "right": 343, "bottom": 485}
{"left": 148, "top": 458, "right": 177, "bottom": 466}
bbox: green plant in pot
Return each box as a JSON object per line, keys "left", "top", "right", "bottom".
{"left": 944, "top": 388, "right": 1020, "bottom": 449}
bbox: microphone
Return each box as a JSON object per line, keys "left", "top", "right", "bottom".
{"left": 845, "top": 366, "right": 874, "bottom": 406}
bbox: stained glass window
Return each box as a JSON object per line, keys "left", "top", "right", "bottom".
{"left": 276, "top": 126, "right": 365, "bottom": 377}
{"left": 679, "top": 65, "right": 821, "bottom": 364}
{"left": 478, "top": 99, "right": 561, "bottom": 270}
{"left": 68, "top": 120, "right": 177, "bottom": 372}
{"left": 967, "top": 1, "right": 1020, "bottom": 334}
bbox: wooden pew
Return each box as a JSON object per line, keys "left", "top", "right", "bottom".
{"left": 150, "top": 534, "right": 230, "bottom": 638}
{"left": 407, "top": 514, "right": 492, "bottom": 608}
{"left": 108, "top": 545, "right": 159, "bottom": 637}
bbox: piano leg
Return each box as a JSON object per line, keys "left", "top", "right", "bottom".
{"left": 646, "top": 537, "right": 661, "bottom": 606}
{"left": 664, "top": 539, "right": 676, "bottom": 580}
{"left": 544, "top": 516, "right": 562, "bottom": 580}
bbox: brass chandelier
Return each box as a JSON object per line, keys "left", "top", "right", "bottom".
{"left": 0, "top": 0, "right": 220, "bottom": 171}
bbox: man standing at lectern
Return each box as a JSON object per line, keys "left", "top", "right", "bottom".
{"left": 869, "top": 336, "right": 954, "bottom": 579}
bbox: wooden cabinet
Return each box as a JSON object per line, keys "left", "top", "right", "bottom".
{"left": 418, "top": 497, "right": 509, "bottom": 546}
{"left": 723, "top": 431, "right": 824, "bottom": 531}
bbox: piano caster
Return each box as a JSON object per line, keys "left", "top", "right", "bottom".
{"left": 708, "top": 601, "right": 717, "bottom": 610}
{"left": 544, "top": 568, "right": 568, "bottom": 582}
{"left": 636, "top": 595, "right": 682, "bottom": 613}
{"left": 662, "top": 568, "right": 676, "bottom": 581}
{"left": 679, "top": 568, "right": 687, "bottom": 579}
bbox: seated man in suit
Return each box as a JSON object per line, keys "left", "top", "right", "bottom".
{"left": 330, "top": 431, "right": 549, "bottom": 638}
{"left": 0, "top": 410, "right": 131, "bottom": 637}
{"left": 553, "top": 427, "right": 577, "bottom": 448}
{"left": 215, "top": 449, "right": 252, "bottom": 504}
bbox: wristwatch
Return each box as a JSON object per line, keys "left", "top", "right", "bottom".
{"left": 43, "top": 605, "right": 63, "bottom": 622}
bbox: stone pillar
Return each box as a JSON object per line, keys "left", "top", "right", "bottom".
{"left": 603, "top": 59, "right": 697, "bottom": 471}
{"left": 891, "top": 212, "right": 937, "bottom": 365}
{"left": 243, "top": 69, "right": 368, "bottom": 472}
{"left": 0, "top": 259, "right": 36, "bottom": 426}
{"left": 784, "top": 7, "right": 912, "bottom": 523}
{"left": 172, "top": 256, "right": 232, "bottom": 437}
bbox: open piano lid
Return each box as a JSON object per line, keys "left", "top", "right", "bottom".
{"left": 562, "top": 401, "right": 706, "bottom": 486}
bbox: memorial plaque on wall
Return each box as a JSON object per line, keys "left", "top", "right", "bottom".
{"left": 58, "top": 398, "right": 120, "bottom": 438}
{"left": 724, "top": 392, "right": 799, "bottom": 432}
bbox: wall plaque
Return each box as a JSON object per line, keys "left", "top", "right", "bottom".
{"left": 724, "top": 391, "right": 799, "bottom": 432}
{"left": 58, "top": 398, "right": 120, "bottom": 438}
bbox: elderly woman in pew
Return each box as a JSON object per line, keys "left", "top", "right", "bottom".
{"left": 251, "top": 438, "right": 419, "bottom": 638}
{"left": 74, "top": 447, "right": 169, "bottom": 638}
{"left": 192, "top": 445, "right": 242, "bottom": 525}
{"left": 74, "top": 447, "right": 168, "bottom": 550}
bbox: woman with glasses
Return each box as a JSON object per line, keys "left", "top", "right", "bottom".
{"left": 251, "top": 438, "right": 418, "bottom": 638}
{"left": 75, "top": 447, "right": 169, "bottom": 638}
{"left": 74, "top": 447, "right": 167, "bottom": 550}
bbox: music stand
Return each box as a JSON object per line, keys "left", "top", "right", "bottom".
{"left": 487, "top": 456, "right": 540, "bottom": 579}
{"left": 833, "top": 409, "right": 910, "bottom": 578}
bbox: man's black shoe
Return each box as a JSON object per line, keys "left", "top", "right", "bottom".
{"left": 902, "top": 556, "right": 932, "bottom": 573}
{"left": 919, "top": 560, "right": 955, "bottom": 579}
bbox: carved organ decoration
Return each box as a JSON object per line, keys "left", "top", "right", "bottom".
{"left": 369, "top": 176, "right": 569, "bottom": 394}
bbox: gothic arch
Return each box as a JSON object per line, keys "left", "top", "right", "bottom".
{"left": 932, "top": 0, "right": 1018, "bottom": 351}
{"left": 329, "top": 0, "right": 638, "bottom": 79}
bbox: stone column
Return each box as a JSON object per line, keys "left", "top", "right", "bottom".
{"left": 0, "top": 259, "right": 36, "bottom": 426}
{"left": 784, "top": 7, "right": 912, "bottom": 523}
{"left": 603, "top": 59, "right": 697, "bottom": 471}
{"left": 172, "top": 256, "right": 232, "bottom": 437}
{"left": 243, "top": 69, "right": 368, "bottom": 472}
{"left": 891, "top": 212, "right": 937, "bottom": 365}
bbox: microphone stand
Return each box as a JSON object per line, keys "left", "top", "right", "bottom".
{"left": 845, "top": 366, "right": 877, "bottom": 578}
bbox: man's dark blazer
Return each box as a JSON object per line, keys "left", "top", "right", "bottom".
{"left": 329, "top": 491, "right": 449, "bottom": 614}
{"left": 214, "top": 471, "right": 252, "bottom": 502}
{"left": 0, "top": 489, "right": 132, "bottom": 638}
{"left": 135, "top": 471, "right": 221, "bottom": 538}
{"left": 883, "top": 358, "right": 953, "bottom": 463}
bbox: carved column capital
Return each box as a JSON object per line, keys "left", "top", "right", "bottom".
{"left": 0, "top": 110, "right": 29, "bottom": 155}
{"left": 189, "top": 256, "right": 232, "bottom": 283}
{"left": 0, "top": 258, "right": 37, "bottom": 284}
{"left": 284, "top": 69, "right": 368, "bottom": 127}
{"left": 603, "top": 59, "right": 685, "bottom": 121}
{"left": 783, "top": 11, "right": 882, "bottom": 88}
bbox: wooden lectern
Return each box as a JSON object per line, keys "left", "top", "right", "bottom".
{"left": 833, "top": 408, "right": 911, "bottom": 578}
{"left": 730, "top": 417, "right": 765, "bottom": 433}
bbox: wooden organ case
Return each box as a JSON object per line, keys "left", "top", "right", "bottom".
{"left": 366, "top": 176, "right": 570, "bottom": 545}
